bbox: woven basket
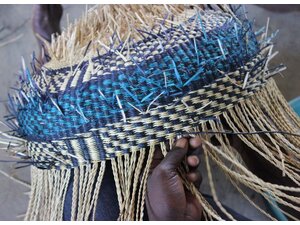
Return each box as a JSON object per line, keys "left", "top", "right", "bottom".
{"left": 1, "top": 4, "right": 300, "bottom": 221}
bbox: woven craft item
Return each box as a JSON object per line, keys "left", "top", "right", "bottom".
{"left": 1, "top": 4, "right": 300, "bottom": 221}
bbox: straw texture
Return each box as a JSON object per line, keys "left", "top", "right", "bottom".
{"left": 1, "top": 4, "right": 299, "bottom": 221}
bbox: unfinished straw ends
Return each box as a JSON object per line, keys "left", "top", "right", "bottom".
{"left": 1, "top": 4, "right": 300, "bottom": 221}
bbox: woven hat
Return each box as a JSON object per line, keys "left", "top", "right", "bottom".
{"left": 1, "top": 4, "right": 300, "bottom": 221}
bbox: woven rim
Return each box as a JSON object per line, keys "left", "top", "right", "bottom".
{"left": 28, "top": 52, "right": 271, "bottom": 169}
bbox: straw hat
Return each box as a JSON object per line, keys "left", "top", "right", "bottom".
{"left": 1, "top": 4, "right": 300, "bottom": 221}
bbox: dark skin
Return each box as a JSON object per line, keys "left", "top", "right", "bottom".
{"left": 32, "top": 4, "right": 299, "bottom": 220}
{"left": 32, "top": 4, "right": 63, "bottom": 63}
{"left": 257, "top": 5, "right": 300, "bottom": 13}
{"left": 32, "top": 5, "right": 62, "bottom": 42}
{"left": 146, "top": 137, "right": 203, "bottom": 220}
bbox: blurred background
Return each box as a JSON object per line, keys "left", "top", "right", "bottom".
{"left": 0, "top": 4, "right": 299, "bottom": 220}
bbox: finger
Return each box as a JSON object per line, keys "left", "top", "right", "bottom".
{"left": 187, "top": 155, "right": 200, "bottom": 168}
{"left": 185, "top": 192, "right": 203, "bottom": 220}
{"left": 187, "top": 138, "right": 202, "bottom": 173}
{"left": 189, "top": 137, "right": 202, "bottom": 149}
{"left": 158, "top": 138, "right": 188, "bottom": 171}
{"left": 188, "top": 137, "right": 203, "bottom": 156}
{"left": 187, "top": 170, "right": 202, "bottom": 188}
{"left": 187, "top": 155, "right": 200, "bottom": 181}
{"left": 149, "top": 146, "right": 164, "bottom": 173}
{"left": 153, "top": 145, "right": 164, "bottom": 160}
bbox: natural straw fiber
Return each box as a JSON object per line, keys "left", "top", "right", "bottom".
{"left": 1, "top": 4, "right": 300, "bottom": 221}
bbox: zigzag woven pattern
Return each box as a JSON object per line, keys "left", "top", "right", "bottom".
{"left": 28, "top": 56, "right": 270, "bottom": 169}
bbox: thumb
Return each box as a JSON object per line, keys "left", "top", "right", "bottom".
{"left": 159, "top": 138, "right": 188, "bottom": 171}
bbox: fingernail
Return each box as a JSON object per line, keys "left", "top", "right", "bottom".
{"left": 175, "top": 138, "right": 188, "bottom": 149}
{"left": 192, "top": 156, "right": 199, "bottom": 165}
{"left": 189, "top": 137, "right": 202, "bottom": 148}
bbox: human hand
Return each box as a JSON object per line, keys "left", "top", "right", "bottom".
{"left": 146, "top": 137, "right": 203, "bottom": 221}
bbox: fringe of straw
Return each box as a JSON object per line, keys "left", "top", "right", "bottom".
{"left": 25, "top": 166, "right": 71, "bottom": 220}
{"left": 192, "top": 79, "right": 300, "bottom": 220}
{"left": 24, "top": 148, "right": 156, "bottom": 221}
{"left": 25, "top": 162, "right": 106, "bottom": 221}
{"left": 111, "top": 145, "right": 156, "bottom": 220}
